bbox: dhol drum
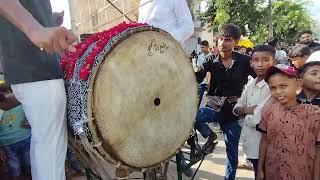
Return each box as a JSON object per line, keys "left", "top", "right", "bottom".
{"left": 61, "top": 22, "right": 198, "bottom": 179}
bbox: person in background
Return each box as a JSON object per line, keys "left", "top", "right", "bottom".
{"left": 193, "top": 40, "right": 213, "bottom": 106}
{"left": 297, "top": 61, "right": 320, "bottom": 106}
{"left": 138, "top": 0, "right": 194, "bottom": 46}
{"left": 238, "top": 46, "right": 247, "bottom": 55}
{"left": 298, "top": 30, "right": 320, "bottom": 53}
{"left": 246, "top": 48, "right": 253, "bottom": 56}
{"left": 0, "top": 80, "right": 31, "bottom": 180}
{"left": 266, "top": 37, "right": 288, "bottom": 64}
{"left": 288, "top": 44, "right": 311, "bottom": 68}
{"left": 257, "top": 65, "right": 320, "bottom": 180}
{"left": 0, "top": 1, "right": 77, "bottom": 179}
{"left": 233, "top": 45, "right": 275, "bottom": 178}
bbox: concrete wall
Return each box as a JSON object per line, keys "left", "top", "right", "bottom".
{"left": 69, "top": 0, "right": 139, "bottom": 35}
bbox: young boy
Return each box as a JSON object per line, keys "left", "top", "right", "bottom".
{"left": 297, "top": 61, "right": 320, "bottom": 105}
{"left": 0, "top": 82, "right": 31, "bottom": 180}
{"left": 193, "top": 40, "right": 214, "bottom": 107}
{"left": 233, "top": 45, "right": 275, "bottom": 177}
{"left": 288, "top": 44, "right": 312, "bottom": 68}
{"left": 257, "top": 65, "right": 320, "bottom": 180}
{"left": 195, "top": 24, "right": 255, "bottom": 180}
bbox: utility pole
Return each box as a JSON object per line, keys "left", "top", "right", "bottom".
{"left": 268, "top": 0, "right": 273, "bottom": 38}
{"left": 68, "top": 0, "right": 76, "bottom": 33}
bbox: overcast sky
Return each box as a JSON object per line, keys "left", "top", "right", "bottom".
{"left": 51, "top": 0, "right": 71, "bottom": 29}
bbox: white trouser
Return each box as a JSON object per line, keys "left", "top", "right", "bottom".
{"left": 11, "top": 79, "right": 67, "bottom": 180}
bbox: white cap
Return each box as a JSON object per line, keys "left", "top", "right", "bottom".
{"left": 307, "top": 50, "right": 320, "bottom": 63}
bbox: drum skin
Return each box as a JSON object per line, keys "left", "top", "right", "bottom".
{"left": 89, "top": 30, "right": 198, "bottom": 168}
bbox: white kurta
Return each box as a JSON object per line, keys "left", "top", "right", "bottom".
{"left": 11, "top": 79, "right": 67, "bottom": 180}
{"left": 233, "top": 78, "right": 271, "bottom": 159}
{"left": 138, "top": 0, "right": 194, "bottom": 44}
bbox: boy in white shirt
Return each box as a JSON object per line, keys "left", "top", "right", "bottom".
{"left": 233, "top": 45, "right": 276, "bottom": 178}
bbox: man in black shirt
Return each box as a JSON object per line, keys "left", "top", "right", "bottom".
{"left": 195, "top": 24, "right": 254, "bottom": 180}
{"left": 299, "top": 30, "right": 320, "bottom": 53}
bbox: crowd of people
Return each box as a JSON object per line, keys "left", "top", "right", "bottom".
{"left": 190, "top": 24, "right": 320, "bottom": 180}
{"left": 0, "top": 0, "right": 320, "bottom": 180}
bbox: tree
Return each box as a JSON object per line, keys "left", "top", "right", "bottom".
{"left": 200, "top": 0, "right": 313, "bottom": 44}
{"left": 199, "top": 0, "right": 266, "bottom": 36}
{"left": 271, "top": 0, "right": 312, "bottom": 44}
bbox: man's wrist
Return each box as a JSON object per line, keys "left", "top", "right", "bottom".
{"left": 25, "top": 23, "right": 43, "bottom": 41}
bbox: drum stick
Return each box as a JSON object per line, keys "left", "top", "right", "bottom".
{"left": 105, "top": 0, "right": 133, "bottom": 22}
{"left": 93, "top": 0, "right": 153, "bottom": 29}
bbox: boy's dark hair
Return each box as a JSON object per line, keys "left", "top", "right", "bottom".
{"left": 200, "top": 40, "right": 209, "bottom": 47}
{"left": 299, "top": 30, "right": 313, "bottom": 37}
{"left": 251, "top": 45, "right": 276, "bottom": 58}
{"left": 218, "top": 24, "right": 242, "bottom": 40}
{"left": 298, "top": 61, "right": 320, "bottom": 77}
{"left": 288, "top": 45, "right": 311, "bottom": 58}
{"left": 266, "top": 37, "right": 278, "bottom": 48}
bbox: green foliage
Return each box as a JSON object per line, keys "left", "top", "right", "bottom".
{"left": 200, "top": 0, "right": 313, "bottom": 44}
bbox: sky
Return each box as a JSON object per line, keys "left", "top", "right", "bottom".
{"left": 50, "top": 0, "right": 71, "bottom": 29}
{"left": 309, "top": 0, "right": 320, "bottom": 22}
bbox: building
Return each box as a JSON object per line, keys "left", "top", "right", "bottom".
{"left": 68, "top": 0, "right": 139, "bottom": 35}
{"left": 68, "top": 0, "right": 213, "bottom": 54}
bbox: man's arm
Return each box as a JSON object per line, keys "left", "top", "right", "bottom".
{"left": 0, "top": 0, "right": 42, "bottom": 38}
{"left": 234, "top": 106, "right": 257, "bottom": 117}
{"left": 0, "top": 0, "right": 76, "bottom": 53}
{"left": 314, "top": 146, "right": 320, "bottom": 180}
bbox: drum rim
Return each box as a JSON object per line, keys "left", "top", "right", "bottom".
{"left": 86, "top": 27, "right": 198, "bottom": 169}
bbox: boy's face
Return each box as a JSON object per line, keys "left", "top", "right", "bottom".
{"left": 301, "top": 65, "right": 320, "bottom": 91}
{"left": 200, "top": 45, "right": 209, "bottom": 53}
{"left": 238, "top": 47, "right": 247, "bottom": 55}
{"left": 268, "top": 73, "right": 301, "bottom": 107}
{"left": 217, "top": 36, "right": 236, "bottom": 53}
{"left": 291, "top": 56, "right": 307, "bottom": 68}
{"left": 251, "top": 52, "right": 275, "bottom": 77}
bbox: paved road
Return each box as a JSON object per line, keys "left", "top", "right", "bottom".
{"left": 70, "top": 134, "right": 254, "bottom": 180}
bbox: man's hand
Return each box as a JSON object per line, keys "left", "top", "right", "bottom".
{"left": 257, "top": 170, "right": 264, "bottom": 180}
{"left": 29, "top": 27, "right": 77, "bottom": 54}
{"left": 227, "top": 96, "right": 239, "bottom": 103}
{"left": 20, "top": 118, "right": 31, "bottom": 129}
{"left": 304, "top": 104, "right": 320, "bottom": 114}
{"left": 245, "top": 105, "right": 257, "bottom": 115}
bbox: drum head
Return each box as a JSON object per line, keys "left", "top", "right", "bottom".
{"left": 91, "top": 31, "right": 197, "bottom": 168}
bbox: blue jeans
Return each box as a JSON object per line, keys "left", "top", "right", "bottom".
{"left": 2, "top": 137, "right": 31, "bottom": 176}
{"left": 197, "top": 84, "right": 207, "bottom": 108}
{"left": 66, "top": 148, "right": 81, "bottom": 172}
{"left": 248, "top": 159, "right": 258, "bottom": 178}
{"left": 195, "top": 107, "right": 242, "bottom": 180}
